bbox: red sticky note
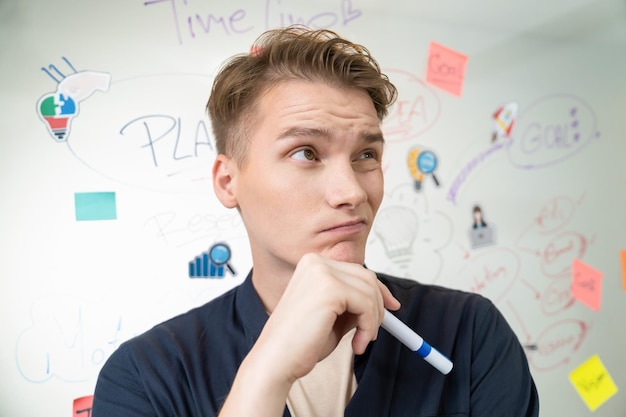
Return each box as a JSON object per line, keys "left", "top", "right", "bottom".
{"left": 621, "top": 250, "right": 626, "bottom": 290}
{"left": 572, "top": 259, "right": 603, "bottom": 311}
{"left": 73, "top": 395, "right": 93, "bottom": 416}
{"left": 426, "top": 41, "right": 468, "bottom": 97}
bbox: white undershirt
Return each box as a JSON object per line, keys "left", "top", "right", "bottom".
{"left": 286, "top": 329, "right": 358, "bottom": 417}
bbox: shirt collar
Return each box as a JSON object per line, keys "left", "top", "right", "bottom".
{"left": 235, "top": 269, "right": 270, "bottom": 346}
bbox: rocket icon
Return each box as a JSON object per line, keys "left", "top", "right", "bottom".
{"left": 492, "top": 102, "right": 518, "bottom": 143}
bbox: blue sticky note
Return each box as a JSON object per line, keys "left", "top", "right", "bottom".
{"left": 74, "top": 192, "right": 117, "bottom": 221}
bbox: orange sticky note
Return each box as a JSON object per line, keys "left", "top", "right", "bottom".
{"left": 571, "top": 258, "right": 603, "bottom": 311}
{"left": 621, "top": 250, "right": 626, "bottom": 290}
{"left": 569, "top": 354, "right": 618, "bottom": 411}
{"left": 426, "top": 41, "right": 468, "bottom": 97}
{"left": 73, "top": 395, "right": 93, "bottom": 416}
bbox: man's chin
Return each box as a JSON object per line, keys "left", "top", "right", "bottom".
{"left": 320, "top": 242, "right": 366, "bottom": 264}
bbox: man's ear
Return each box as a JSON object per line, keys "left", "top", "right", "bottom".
{"left": 212, "top": 154, "right": 238, "bottom": 208}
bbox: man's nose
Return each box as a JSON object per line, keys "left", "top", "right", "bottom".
{"left": 325, "top": 162, "right": 368, "bottom": 209}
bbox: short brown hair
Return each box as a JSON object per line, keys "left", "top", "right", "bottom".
{"left": 206, "top": 25, "right": 397, "bottom": 164}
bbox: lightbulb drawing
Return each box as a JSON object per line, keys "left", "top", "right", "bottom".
{"left": 37, "top": 70, "right": 111, "bottom": 142}
{"left": 373, "top": 206, "right": 419, "bottom": 271}
{"left": 38, "top": 93, "right": 77, "bottom": 141}
{"left": 492, "top": 101, "right": 518, "bottom": 142}
{"left": 407, "top": 147, "right": 440, "bottom": 191}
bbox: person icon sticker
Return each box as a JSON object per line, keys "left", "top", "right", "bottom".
{"left": 469, "top": 205, "right": 496, "bottom": 249}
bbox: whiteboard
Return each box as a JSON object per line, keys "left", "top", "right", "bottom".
{"left": 1, "top": 0, "right": 625, "bottom": 415}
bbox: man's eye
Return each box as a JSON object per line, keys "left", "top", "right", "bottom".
{"left": 359, "top": 150, "right": 377, "bottom": 160}
{"left": 291, "top": 148, "right": 316, "bottom": 161}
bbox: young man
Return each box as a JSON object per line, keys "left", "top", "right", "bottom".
{"left": 93, "top": 27, "right": 539, "bottom": 416}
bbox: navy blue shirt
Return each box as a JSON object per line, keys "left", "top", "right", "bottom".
{"left": 92, "top": 272, "right": 539, "bottom": 416}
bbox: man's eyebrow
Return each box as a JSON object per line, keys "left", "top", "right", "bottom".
{"left": 277, "top": 127, "right": 330, "bottom": 140}
{"left": 277, "top": 127, "right": 385, "bottom": 144}
{"left": 362, "top": 131, "right": 385, "bottom": 145}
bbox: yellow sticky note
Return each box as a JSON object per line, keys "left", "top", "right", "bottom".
{"left": 569, "top": 354, "right": 618, "bottom": 411}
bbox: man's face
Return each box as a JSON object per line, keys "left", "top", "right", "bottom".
{"left": 229, "top": 80, "right": 384, "bottom": 272}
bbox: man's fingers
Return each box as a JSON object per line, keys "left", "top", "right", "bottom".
{"left": 379, "top": 281, "right": 401, "bottom": 311}
{"left": 352, "top": 328, "right": 373, "bottom": 354}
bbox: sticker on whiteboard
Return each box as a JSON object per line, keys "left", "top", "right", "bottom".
{"left": 74, "top": 192, "right": 117, "bottom": 221}
{"left": 469, "top": 205, "right": 496, "bottom": 249}
{"left": 73, "top": 395, "right": 93, "bottom": 416}
{"left": 37, "top": 57, "right": 111, "bottom": 142}
{"left": 189, "top": 242, "right": 237, "bottom": 279}
{"left": 425, "top": 41, "right": 468, "bottom": 97}
{"left": 569, "top": 354, "right": 618, "bottom": 412}
{"left": 571, "top": 258, "right": 603, "bottom": 311}
{"left": 620, "top": 250, "right": 626, "bottom": 291}
{"left": 492, "top": 102, "right": 518, "bottom": 143}
{"left": 406, "top": 147, "right": 440, "bottom": 191}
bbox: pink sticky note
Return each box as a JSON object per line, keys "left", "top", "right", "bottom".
{"left": 572, "top": 259, "right": 603, "bottom": 311}
{"left": 73, "top": 395, "right": 93, "bottom": 416}
{"left": 426, "top": 41, "right": 468, "bottom": 97}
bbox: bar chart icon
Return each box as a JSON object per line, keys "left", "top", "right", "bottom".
{"left": 189, "top": 243, "right": 236, "bottom": 278}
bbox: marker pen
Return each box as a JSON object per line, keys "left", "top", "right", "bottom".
{"left": 381, "top": 310, "right": 453, "bottom": 375}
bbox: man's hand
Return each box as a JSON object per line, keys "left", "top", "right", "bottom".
{"left": 259, "top": 254, "right": 400, "bottom": 382}
{"left": 218, "top": 254, "right": 400, "bottom": 417}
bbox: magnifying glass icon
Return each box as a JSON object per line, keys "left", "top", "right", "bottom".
{"left": 416, "top": 150, "right": 440, "bottom": 187}
{"left": 209, "top": 243, "right": 236, "bottom": 275}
